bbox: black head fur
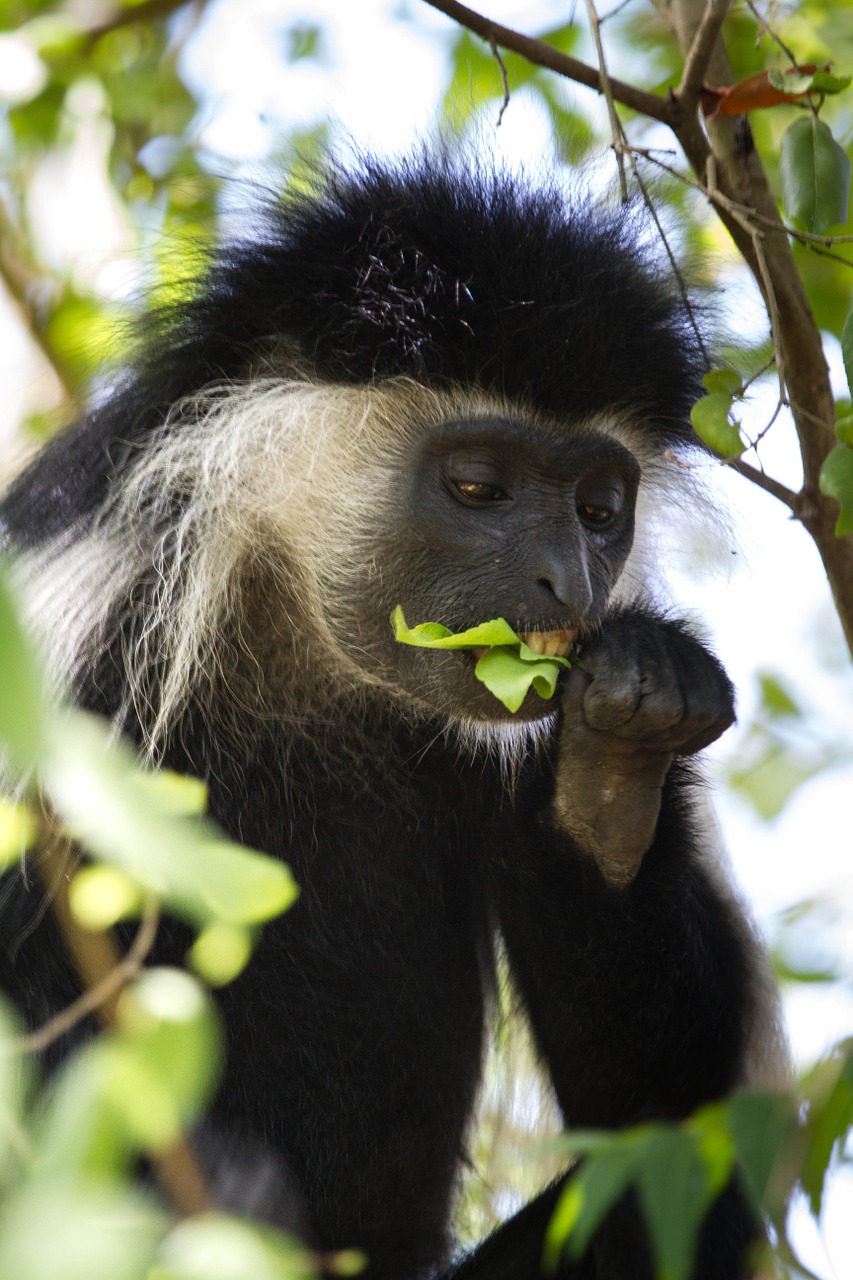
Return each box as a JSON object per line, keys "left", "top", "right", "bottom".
{"left": 1, "top": 154, "right": 705, "bottom": 546}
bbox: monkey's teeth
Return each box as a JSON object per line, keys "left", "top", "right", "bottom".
{"left": 518, "top": 630, "right": 577, "bottom": 657}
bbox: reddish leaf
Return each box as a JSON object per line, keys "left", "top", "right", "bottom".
{"left": 702, "top": 65, "right": 823, "bottom": 119}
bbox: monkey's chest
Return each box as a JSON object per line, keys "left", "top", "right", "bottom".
{"left": 209, "top": 799, "right": 490, "bottom": 1253}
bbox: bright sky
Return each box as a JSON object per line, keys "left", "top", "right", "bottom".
{"left": 1, "top": 0, "right": 852, "bottom": 1272}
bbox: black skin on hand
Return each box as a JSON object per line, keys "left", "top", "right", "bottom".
{"left": 552, "top": 613, "right": 736, "bottom": 886}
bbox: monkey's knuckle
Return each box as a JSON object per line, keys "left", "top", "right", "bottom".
{"left": 584, "top": 699, "right": 639, "bottom": 732}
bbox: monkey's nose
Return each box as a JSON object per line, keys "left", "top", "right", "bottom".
{"left": 534, "top": 553, "right": 593, "bottom": 617}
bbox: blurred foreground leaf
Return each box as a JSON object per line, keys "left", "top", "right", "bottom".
{"left": 0, "top": 565, "right": 47, "bottom": 772}
{"left": 152, "top": 1212, "right": 319, "bottom": 1280}
{"left": 45, "top": 711, "right": 298, "bottom": 928}
{"left": 0, "top": 1183, "right": 162, "bottom": 1280}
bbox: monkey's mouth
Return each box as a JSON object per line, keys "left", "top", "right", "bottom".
{"left": 470, "top": 629, "right": 578, "bottom": 660}
{"left": 518, "top": 629, "right": 577, "bottom": 657}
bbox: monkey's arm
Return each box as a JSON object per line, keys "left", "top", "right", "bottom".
{"left": 550, "top": 612, "right": 735, "bottom": 890}
{"left": 492, "top": 614, "right": 761, "bottom": 1126}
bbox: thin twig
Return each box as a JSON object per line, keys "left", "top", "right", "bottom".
{"left": 489, "top": 39, "right": 510, "bottom": 125}
{"left": 786, "top": 397, "right": 837, "bottom": 435}
{"left": 420, "top": 0, "right": 676, "bottom": 124}
{"left": 31, "top": 823, "right": 214, "bottom": 1219}
{"left": 676, "top": 0, "right": 732, "bottom": 104}
{"left": 601, "top": 0, "right": 637, "bottom": 20}
{"left": 583, "top": 0, "right": 628, "bottom": 200}
{"left": 805, "top": 242, "right": 853, "bottom": 269}
{"left": 751, "top": 238, "right": 786, "bottom": 402}
{"left": 741, "top": 354, "right": 777, "bottom": 394}
{"left": 0, "top": 199, "right": 71, "bottom": 403}
{"left": 743, "top": 397, "right": 786, "bottom": 457}
{"left": 706, "top": 157, "right": 787, "bottom": 405}
{"left": 742, "top": 0, "right": 800, "bottom": 68}
{"left": 626, "top": 152, "right": 710, "bottom": 366}
{"left": 629, "top": 145, "right": 853, "bottom": 250}
{"left": 19, "top": 898, "right": 160, "bottom": 1055}
{"left": 726, "top": 457, "right": 799, "bottom": 509}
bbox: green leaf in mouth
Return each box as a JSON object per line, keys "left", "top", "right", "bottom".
{"left": 391, "top": 606, "right": 574, "bottom": 713}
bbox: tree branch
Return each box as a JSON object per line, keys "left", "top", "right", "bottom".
{"left": 651, "top": 0, "right": 853, "bottom": 656}
{"left": 630, "top": 147, "right": 853, "bottom": 254}
{"left": 421, "top": 0, "right": 676, "bottom": 125}
{"left": 584, "top": 0, "right": 628, "bottom": 200}
{"left": 726, "top": 457, "right": 798, "bottom": 510}
{"left": 20, "top": 897, "right": 160, "bottom": 1055}
{"left": 0, "top": 199, "right": 71, "bottom": 404}
{"left": 427, "top": 0, "right": 853, "bottom": 654}
{"left": 33, "top": 824, "right": 214, "bottom": 1218}
{"left": 489, "top": 39, "right": 510, "bottom": 126}
{"left": 675, "top": 0, "right": 732, "bottom": 104}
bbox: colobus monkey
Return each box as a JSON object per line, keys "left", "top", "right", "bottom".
{"left": 0, "top": 156, "right": 785, "bottom": 1278}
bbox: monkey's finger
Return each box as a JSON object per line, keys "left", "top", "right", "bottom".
{"left": 561, "top": 666, "right": 592, "bottom": 722}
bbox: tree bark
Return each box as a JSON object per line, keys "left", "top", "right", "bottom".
{"left": 652, "top": 0, "right": 853, "bottom": 656}
{"left": 422, "top": 0, "right": 853, "bottom": 656}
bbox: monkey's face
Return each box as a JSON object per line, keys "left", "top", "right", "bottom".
{"left": 339, "top": 415, "right": 641, "bottom": 724}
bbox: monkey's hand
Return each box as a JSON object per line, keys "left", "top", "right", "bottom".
{"left": 549, "top": 615, "right": 735, "bottom": 889}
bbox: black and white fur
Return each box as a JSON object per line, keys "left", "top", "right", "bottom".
{"left": 0, "top": 156, "right": 785, "bottom": 1278}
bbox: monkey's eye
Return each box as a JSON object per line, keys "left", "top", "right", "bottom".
{"left": 453, "top": 480, "right": 509, "bottom": 505}
{"left": 577, "top": 503, "right": 613, "bottom": 529}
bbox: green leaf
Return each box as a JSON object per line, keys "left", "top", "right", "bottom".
{"left": 635, "top": 1130, "right": 712, "bottom": 1280}
{"left": 441, "top": 29, "right": 505, "bottom": 128}
{"left": 113, "top": 968, "right": 221, "bottom": 1140}
{"left": 819, "top": 444, "right": 853, "bottom": 535}
{"left": 68, "top": 865, "right": 144, "bottom": 929}
{"left": 702, "top": 369, "right": 742, "bottom": 396}
{"left": 132, "top": 770, "right": 208, "bottom": 817}
{"left": 34, "top": 972, "right": 219, "bottom": 1173}
{"left": 44, "top": 712, "right": 299, "bottom": 927}
{"left": 690, "top": 394, "right": 745, "bottom": 455}
{"left": 20, "top": 14, "right": 85, "bottom": 58}
{"left": 728, "top": 741, "right": 823, "bottom": 820}
{"left": 727, "top": 1091, "right": 792, "bottom": 1211}
{"left": 809, "top": 71, "right": 852, "bottom": 96}
{"left": 0, "top": 999, "right": 30, "bottom": 1192}
{"left": 0, "top": 562, "right": 47, "bottom": 772}
{"left": 836, "top": 415, "right": 853, "bottom": 445}
{"left": 767, "top": 68, "right": 816, "bottom": 96}
{"left": 538, "top": 80, "right": 594, "bottom": 164}
{"left": 544, "top": 1141, "right": 640, "bottom": 1269}
{"left": 780, "top": 117, "right": 851, "bottom": 233}
{"left": 801, "top": 1046, "right": 853, "bottom": 1217}
{"left": 688, "top": 1104, "right": 736, "bottom": 1197}
{"left": 37, "top": 972, "right": 219, "bottom": 1166}
{"left": 7, "top": 82, "right": 65, "bottom": 149}
{"left": 152, "top": 1212, "right": 318, "bottom": 1280}
{"left": 757, "top": 672, "right": 800, "bottom": 718}
{"left": 473, "top": 646, "right": 563, "bottom": 713}
{"left": 842, "top": 308, "right": 853, "bottom": 400}
{"left": 0, "top": 797, "right": 38, "bottom": 866}
{"left": 189, "top": 923, "right": 254, "bottom": 987}
{"left": 0, "top": 1184, "right": 163, "bottom": 1280}
{"left": 392, "top": 608, "right": 573, "bottom": 713}
{"left": 46, "top": 293, "right": 127, "bottom": 385}
{"left": 536, "top": 23, "right": 580, "bottom": 56}
{"left": 392, "top": 607, "right": 519, "bottom": 650}
{"left": 773, "top": 956, "right": 837, "bottom": 985}
{"left": 286, "top": 23, "right": 324, "bottom": 63}
{"left": 35, "top": 1046, "right": 134, "bottom": 1180}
